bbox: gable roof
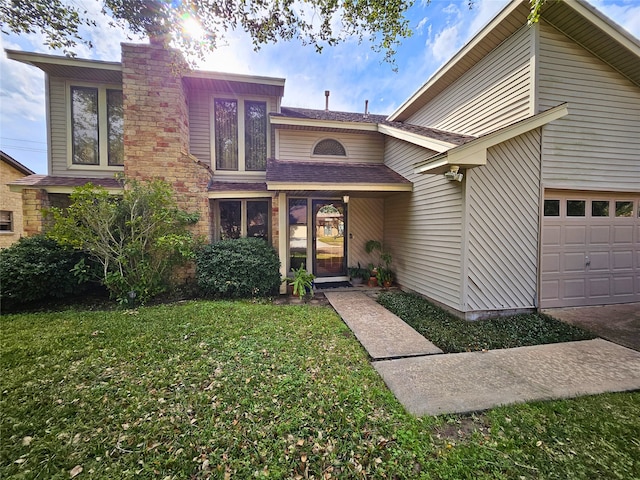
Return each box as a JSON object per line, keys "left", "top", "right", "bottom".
{"left": 1, "top": 151, "right": 35, "bottom": 176}
{"left": 390, "top": 0, "right": 640, "bottom": 122}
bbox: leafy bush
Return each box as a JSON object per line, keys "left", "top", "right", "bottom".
{"left": 0, "top": 235, "right": 96, "bottom": 310}
{"left": 46, "top": 179, "right": 199, "bottom": 306}
{"left": 196, "top": 238, "right": 281, "bottom": 298}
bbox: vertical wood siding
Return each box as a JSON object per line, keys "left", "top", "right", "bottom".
{"left": 407, "top": 26, "right": 533, "bottom": 136}
{"left": 347, "top": 198, "right": 384, "bottom": 268}
{"left": 277, "top": 130, "right": 385, "bottom": 163}
{"left": 538, "top": 22, "right": 640, "bottom": 192}
{"left": 384, "top": 138, "right": 464, "bottom": 309}
{"left": 465, "top": 129, "right": 542, "bottom": 311}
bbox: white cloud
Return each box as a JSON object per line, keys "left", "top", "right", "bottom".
{"left": 588, "top": 0, "right": 640, "bottom": 38}
{"left": 427, "top": 24, "right": 462, "bottom": 63}
{"left": 416, "top": 16, "right": 429, "bottom": 34}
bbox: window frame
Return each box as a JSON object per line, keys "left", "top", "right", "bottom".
{"left": 0, "top": 211, "right": 13, "bottom": 233}
{"left": 211, "top": 96, "right": 269, "bottom": 174}
{"left": 214, "top": 198, "right": 272, "bottom": 242}
{"left": 66, "top": 81, "right": 124, "bottom": 171}
{"left": 312, "top": 138, "right": 348, "bottom": 157}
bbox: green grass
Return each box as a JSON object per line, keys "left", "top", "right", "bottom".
{"left": 377, "top": 291, "right": 597, "bottom": 353}
{"left": 2, "top": 301, "right": 638, "bottom": 479}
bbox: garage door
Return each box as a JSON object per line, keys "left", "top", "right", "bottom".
{"left": 541, "top": 191, "right": 640, "bottom": 308}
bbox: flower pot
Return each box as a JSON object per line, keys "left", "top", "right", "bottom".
{"left": 368, "top": 276, "right": 378, "bottom": 287}
{"left": 351, "top": 277, "right": 364, "bottom": 286}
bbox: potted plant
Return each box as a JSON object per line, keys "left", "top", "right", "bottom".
{"left": 365, "top": 240, "right": 393, "bottom": 287}
{"left": 288, "top": 263, "right": 315, "bottom": 299}
{"left": 348, "top": 262, "right": 368, "bottom": 286}
{"left": 367, "top": 263, "right": 378, "bottom": 287}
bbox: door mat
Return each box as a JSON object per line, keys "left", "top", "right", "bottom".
{"left": 315, "top": 281, "right": 353, "bottom": 290}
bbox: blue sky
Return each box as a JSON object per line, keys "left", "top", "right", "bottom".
{"left": 1, "top": 0, "right": 639, "bottom": 174}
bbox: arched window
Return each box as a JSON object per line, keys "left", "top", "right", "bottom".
{"left": 313, "top": 138, "right": 346, "bottom": 156}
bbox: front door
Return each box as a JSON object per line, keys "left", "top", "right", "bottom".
{"left": 312, "top": 200, "right": 346, "bottom": 278}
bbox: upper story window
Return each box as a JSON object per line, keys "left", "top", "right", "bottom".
{"left": 70, "top": 85, "right": 123, "bottom": 167}
{"left": 214, "top": 98, "right": 267, "bottom": 172}
{"left": 313, "top": 138, "right": 346, "bottom": 156}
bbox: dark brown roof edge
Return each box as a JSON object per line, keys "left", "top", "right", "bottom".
{"left": 1, "top": 151, "right": 35, "bottom": 176}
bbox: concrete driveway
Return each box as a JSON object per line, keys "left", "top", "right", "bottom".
{"left": 543, "top": 303, "right": 640, "bottom": 352}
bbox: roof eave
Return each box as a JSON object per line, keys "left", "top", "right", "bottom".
{"left": 414, "top": 103, "right": 569, "bottom": 174}
{"left": 270, "top": 116, "right": 379, "bottom": 132}
{"left": 266, "top": 181, "right": 412, "bottom": 192}
{"left": 377, "top": 124, "right": 457, "bottom": 153}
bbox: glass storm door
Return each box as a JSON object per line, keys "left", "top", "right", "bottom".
{"left": 312, "top": 200, "right": 346, "bottom": 277}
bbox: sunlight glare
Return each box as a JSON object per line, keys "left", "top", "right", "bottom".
{"left": 181, "top": 14, "right": 206, "bottom": 40}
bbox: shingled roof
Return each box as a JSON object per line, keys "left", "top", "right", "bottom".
{"left": 272, "top": 107, "right": 475, "bottom": 146}
{"left": 266, "top": 159, "right": 411, "bottom": 189}
{"left": 9, "top": 175, "right": 122, "bottom": 189}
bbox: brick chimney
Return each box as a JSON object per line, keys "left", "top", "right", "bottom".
{"left": 121, "top": 42, "right": 212, "bottom": 240}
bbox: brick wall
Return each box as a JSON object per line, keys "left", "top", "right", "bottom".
{"left": 121, "top": 41, "right": 212, "bottom": 240}
{"left": 21, "top": 188, "right": 50, "bottom": 238}
{"left": 0, "top": 162, "right": 28, "bottom": 248}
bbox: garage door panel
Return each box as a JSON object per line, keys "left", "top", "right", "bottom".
{"left": 589, "top": 251, "right": 610, "bottom": 271}
{"left": 613, "top": 225, "right": 633, "bottom": 244}
{"left": 542, "top": 253, "right": 560, "bottom": 273}
{"left": 564, "top": 279, "right": 586, "bottom": 299}
{"left": 612, "top": 251, "right": 633, "bottom": 270}
{"left": 565, "top": 226, "right": 586, "bottom": 244}
{"left": 589, "top": 225, "right": 611, "bottom": 244}
{"left": 564, "top": 252, "right": 586, "bottom": 272}
{"left": 543, "top": 225, "right": 561, "bottom": 245}
{"left": 588, "top": 277, "right": 610, "bottom": 297}
{"left": 541, "top": 191, "right": 639, "bottom": 308}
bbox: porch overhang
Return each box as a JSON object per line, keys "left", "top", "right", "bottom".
{"left": 413, "top": 104, "right": 569, "bottom": 175}
{"left": 266, "top": 159, "right": 412, "bottom": 193}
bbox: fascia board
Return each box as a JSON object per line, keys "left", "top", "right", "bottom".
{"left": 377, "top": 124, "right": 455, "bottom": 153}
{"left": 269, "top": 116, "right": 379, "bottom": 132}
{"left": 266, "top": 182, "right": 412, "bottom": 192}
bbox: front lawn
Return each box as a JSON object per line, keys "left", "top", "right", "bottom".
{"left": 2, "top": 301, "right": 638, "bottom": 479}
{"left": 377, "top": 291, "right": 596, "bottom": 353}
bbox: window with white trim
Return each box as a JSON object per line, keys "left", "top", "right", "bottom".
{"left": 216, "top": 199, "right": 270, "bottom": 240}
{"left": 213, "top": 98, "right": 267, "bottom": 171}
{"left": 69, "top": 85, "right": 123, "bottom": 167}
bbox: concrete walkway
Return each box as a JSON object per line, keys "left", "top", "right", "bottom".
{"left": 324, "top": 291, "right": 442, "bottom": 359}
{"left": 325, "top": 291, "right": 640, "bottom": 416}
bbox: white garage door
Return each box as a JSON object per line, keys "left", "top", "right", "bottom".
{"left": 541, "top": 191, "right": 640, "bottom": 308}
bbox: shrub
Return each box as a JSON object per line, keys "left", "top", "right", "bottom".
{"left": 46, "top": 179, "right": 199, "bottom": 306}
{"left": 196, "top": 238, "right": 281, "bottom": 298}
{"left": 0, "top": 235, "right": 95, "bottom": 310}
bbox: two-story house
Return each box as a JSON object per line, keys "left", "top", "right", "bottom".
{"left": 7, "top": 0, "right": 639, "bottom": 318}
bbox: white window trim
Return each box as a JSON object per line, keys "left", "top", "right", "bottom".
{"left": 210, "top": 95, "right": 270, "bottom": 174}
{"left": 66, "top": 80, "right": 124, "bottom": 171}
{"left": 214, "top": 198, "right": 272, "bottom": 242}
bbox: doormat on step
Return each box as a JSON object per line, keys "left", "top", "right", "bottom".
{"left": 315, "top": 281, "right": 352, "bottom": 290}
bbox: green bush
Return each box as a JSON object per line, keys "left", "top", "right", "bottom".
{"left": 196, "top": 238, "right": 281, "bottom": 298}
{"left": 0, "top": 235, "right": 96, "bottom": 310}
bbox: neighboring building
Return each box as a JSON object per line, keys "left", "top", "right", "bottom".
{"left": 6, "top": 0, "right": 639, "bottom": 317}
{"left": 0, "top": 151, "right": 35, "bottom": 248}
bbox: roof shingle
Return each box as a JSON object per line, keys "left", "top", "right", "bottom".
{"left": 266, "top": 159, "right": 410, "bottom": 185}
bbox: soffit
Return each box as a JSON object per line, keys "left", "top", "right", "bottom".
{"left": 5, "top": 49, "right": 123, "bottom": 83}
{"left": 543, "top": 0, "right": 640, "bottom": 85}
{"left": 184, "top": 77, "right": 284, "bottom": 97}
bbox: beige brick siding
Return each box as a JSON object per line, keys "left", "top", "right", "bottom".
{"left": 0, "top": 161, "right": 29, "bottom": 247}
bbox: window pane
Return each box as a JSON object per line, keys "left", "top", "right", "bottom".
{"left": 567, "top": 200, "right": 585, "bottom": 217}
{"left": 289, "top": 199, "right": 307, "bottom": 271}
{"left": 214, "top": 99, "right": 238, "bottom": 170}
{"left": 107, "top": 89, "right": 124, "bottom": 166}
{"left": 245, "top": 101, "right": 267, "bottom": 171}
{"left": 615, "top": 201, "right": 633, "bottom": 217}
{"left": 544, "top": 199, "right": 560, "bottom": 216}
{"left": 247, "top": 201, "right": 268, "bottom": 240}
{"left": 591, "top": 201, "right": 609, "bottom": 217}
{"left": 313, "top": 139, "right": 346, "bottom": 156}
{"left": 71, "top": 87, "right": 99, "bottom": 165}
{"left": 0, "top": 211, "right": 12, "bottom": 231}
{"left": 219, "top": 201, "right": 241, "bottom": 239}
